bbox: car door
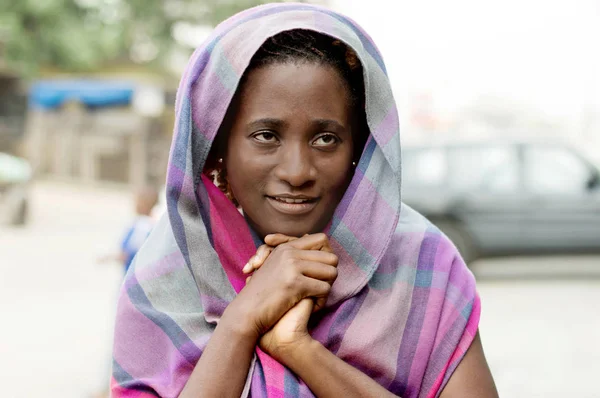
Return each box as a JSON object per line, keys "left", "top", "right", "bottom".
{"left": 446, "top": 145, "right": 527, "bottom": 254}
{"left": 521, "top": 145, "right": 600, "bottom": 251}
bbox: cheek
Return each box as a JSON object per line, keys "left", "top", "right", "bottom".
{"left": 225, "top": 156, "right": 270, "bottom": 200}
{"left": 319, "top": 160, "right": 354, "bottom": 196}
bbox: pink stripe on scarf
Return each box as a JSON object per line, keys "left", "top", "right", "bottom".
{"left": 258, "top": 349, "right": 287, "bottom": 397}
{"left": 202, "top": 174, "right": 254, "bottom": 293}
{"left": 426, "top": 294, "right": 481, "bottom": 398}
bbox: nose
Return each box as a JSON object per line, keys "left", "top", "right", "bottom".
{"left": 273, "top": 142, "right": 317, "bottom": 188}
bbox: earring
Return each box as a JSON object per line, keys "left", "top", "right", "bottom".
{"left": 352, "top": 161, "right": 357, "bottom": 166}
{"left": 216, "top": 167, "right": 238, "bottom": 207}
{"left": 218, "top": 158, "right": 223, "bottom": 163}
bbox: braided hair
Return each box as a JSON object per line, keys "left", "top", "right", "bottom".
{"left": 206, "top": 29, "right": 369, "bottom": 203}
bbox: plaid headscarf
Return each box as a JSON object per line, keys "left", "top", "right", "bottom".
{"left": 111, "top": 3, "right": 480, "bottom": 397}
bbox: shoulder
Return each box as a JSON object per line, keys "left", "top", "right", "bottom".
{"left": 387, "top": 203, "right": 463, "bottom": 272}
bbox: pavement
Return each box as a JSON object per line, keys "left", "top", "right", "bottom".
{"left": 1, "top": 180, "right": 598, "bottom": 397}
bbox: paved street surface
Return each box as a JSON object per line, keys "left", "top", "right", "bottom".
{"left": 1, "top": 181, "right": 599, "bottom": 397}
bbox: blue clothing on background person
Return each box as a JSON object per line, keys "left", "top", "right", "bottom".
{"left": 120, "top": 215, "right": 155, "bottom": 272}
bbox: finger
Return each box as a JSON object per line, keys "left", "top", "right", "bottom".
{"left": 277, "top": 233, "right": 333, "bottom": 253}
{"left": 246, "top": 275, "right": 252, "bottom": 284}
{"left": 298, "top": 261, "right": 338, "bottom": 284}
{"left": 242, "top": 260, "right": 252, "bottom": 274}
{"left": 295, "top": 249, "right": 338, "bottom": 267}
{"left": 298, "top": 278, "right": 332, "bottom": 300}
{"left": 254, "top": 244, "right": 273, "bottom": 268}
{"left": 243, "top": 244, "right": 273, "bottom": 274}
{"left": 287, "top": 297, "right": 314, "bottom": 323}
{"left": 264, "top": 233, "right": 299, "bottom": 247}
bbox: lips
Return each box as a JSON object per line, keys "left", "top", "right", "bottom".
{"left": 271, "top": 196, "right": 314, "bottom": 204}
{"left": 266, "top": 195, "right": 319, "bottom": 215}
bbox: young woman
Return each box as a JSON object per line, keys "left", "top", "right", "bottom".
{"left": 111, "top": 4, "right": 498, "bottom": 397}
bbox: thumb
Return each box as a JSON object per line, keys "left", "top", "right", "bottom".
{"left": 286, "top": 298, "right": 314, "bottom": 329}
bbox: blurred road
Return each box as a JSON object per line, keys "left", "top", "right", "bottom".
{"left": 1, "top": 181, "right": 598, "bottom": 397}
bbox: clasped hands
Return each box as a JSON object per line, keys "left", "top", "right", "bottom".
{"left": 222, "top": 233, "right": 338, "bottom": 364}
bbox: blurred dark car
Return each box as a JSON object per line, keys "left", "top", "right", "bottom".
{"left": 402, "top": 141, "right": 600, "bottom": 263}
{"left": 0, "top": 152, "right": 31, "bottom": 226}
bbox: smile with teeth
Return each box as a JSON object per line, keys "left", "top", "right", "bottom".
{"left": 271, "top": 196, "right": 314, "bottom": 204}
{"left": 267, "top": 195, "right": 319, "bottom": 214}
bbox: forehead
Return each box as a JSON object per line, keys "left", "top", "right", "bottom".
{"left": 234, "top": 62, "right": 352, "bottom": 119}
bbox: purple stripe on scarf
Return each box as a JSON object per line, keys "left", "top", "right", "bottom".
{"left": 190, "top": 71, "right": 232, "bottom": 141}
{"left": 167, "top": 163, "right": 185, "bottom": 191}
{"left": 113, "top": 293, "right": 196, "bottom": 396}
{"left": 332, "top": 167, "right": 364, "bottom": 228}
{"left": 169, "top": 97, "right": 192, "bottom": 172}
{"left": 199, "top": 293, "right": 230, "bottom": 322}
{"left": 436, "top": 297, "right": 480, "bottom": 394}
{"left": 419, "top": 301, "right": 473, "bottom": 397}
{"left": 124, "top": 274, "right": 202, "bottom": 365}
{"left": 356, "top": 136, "right": 377, "bottom": 178}
{"left": 388, "top": 229, "right": 441, "bottom": 396}
{"left": 372, "top": 106, "right": 400, "bottom": 147}
{"left": 175, "top": 47, "right": 205, "bottom": 114}
{"left": 312, "top": 287, "right": 369, "bottom": 355}
{"left": 341, "top": 175, "right": 398, "bottom": 256}
{"left": 250, "top": 361, "right": 269, "bottom": 397}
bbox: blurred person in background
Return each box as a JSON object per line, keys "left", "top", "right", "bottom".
{"left": 119, "top": 186, "right": 160, "bottom": 273}
{"left": 98, "top": 185, "right": 159, "bottom": 273}
{"left": 111, "top": 3, "right": 497, "bottom": 398}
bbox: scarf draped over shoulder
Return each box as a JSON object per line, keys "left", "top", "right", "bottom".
{"left": 111, "top": 3, "right": 480, "bottom": 398}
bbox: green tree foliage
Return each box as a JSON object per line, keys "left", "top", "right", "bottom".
{"left": 0, "top": 0, "right": 310, "bottom": 76}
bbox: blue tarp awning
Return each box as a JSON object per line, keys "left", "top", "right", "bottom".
{"left": 29, "top": 80, "right": 135, "bottom": 109}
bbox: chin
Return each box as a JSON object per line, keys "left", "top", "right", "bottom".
{"left": 266, "top": 219, "right": 325, "bottom": 238}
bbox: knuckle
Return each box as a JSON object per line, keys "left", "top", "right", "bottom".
{"left": 329, "top": 267, "right": 338, "bottom": 280}
{"left": 315, "top": 233, "right": 328, "bottom": 242}
{"left": 286, "top": 254, "right": 300, "bottom": 267}
{"left": 272, "top": 245, "right": 287, "bottom": 259}
{"left": 283, "top": 270, "right": 300, "bottom": 288}
{"left": 320, "top": 281, "right": 331, "bottom": 294}
{"left": 327, "top": 253, "right": 339, "bottom": 265}
{"left": 282, "top": 278, "right": 294, "bottom": 291}
{"left": 278, "top": 244, "right": 293, "bottom": 253}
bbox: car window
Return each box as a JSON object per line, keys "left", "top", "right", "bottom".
{"left": 402, "top": 148, "right": 447, "bottom": 187}
{"left": 449, "top": 146, "right": 519, "bottom": 192}
{"left": 524, "top": 147, "right": 591, "bottom": 194}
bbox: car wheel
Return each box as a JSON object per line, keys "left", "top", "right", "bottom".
{"left": 432, "top": 220, "right": 478, "bottom": 265}
{"left": 10, "top": 198, "right": 28, "bottom": 226}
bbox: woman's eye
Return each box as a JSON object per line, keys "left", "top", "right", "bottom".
{"left": 252, "top": 132, "right": 278, "bottom": 143}
{"left": 312, "top": 134, "right": 340, "bottom": 147}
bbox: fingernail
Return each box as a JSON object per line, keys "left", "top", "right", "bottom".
{"left": 242, "top": 263, "right": 251, "bottom": 273}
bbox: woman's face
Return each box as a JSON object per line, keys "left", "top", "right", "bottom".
{"left": 224, "top": 62, "right": 356, "bottom": 238}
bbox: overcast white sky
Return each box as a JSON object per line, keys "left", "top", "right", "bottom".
{"left": 330, "top": 0, "right": 600, "bottom": 122}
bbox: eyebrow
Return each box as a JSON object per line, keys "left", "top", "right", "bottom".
{"left": 246, "top": 118, "right": 346, "bottom": 131}
{"left": 247, "top": 118, "right": 288, "bottom": 131}
{"left": 313, "top": 119, "right": 346, "bottom": 131}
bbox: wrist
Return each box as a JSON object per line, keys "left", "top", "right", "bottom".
{"left": 220, "top": 305, "right": 261, "bottom": 343}
{"left": 276, "top": 335, "right": 319, "bottom": 367}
